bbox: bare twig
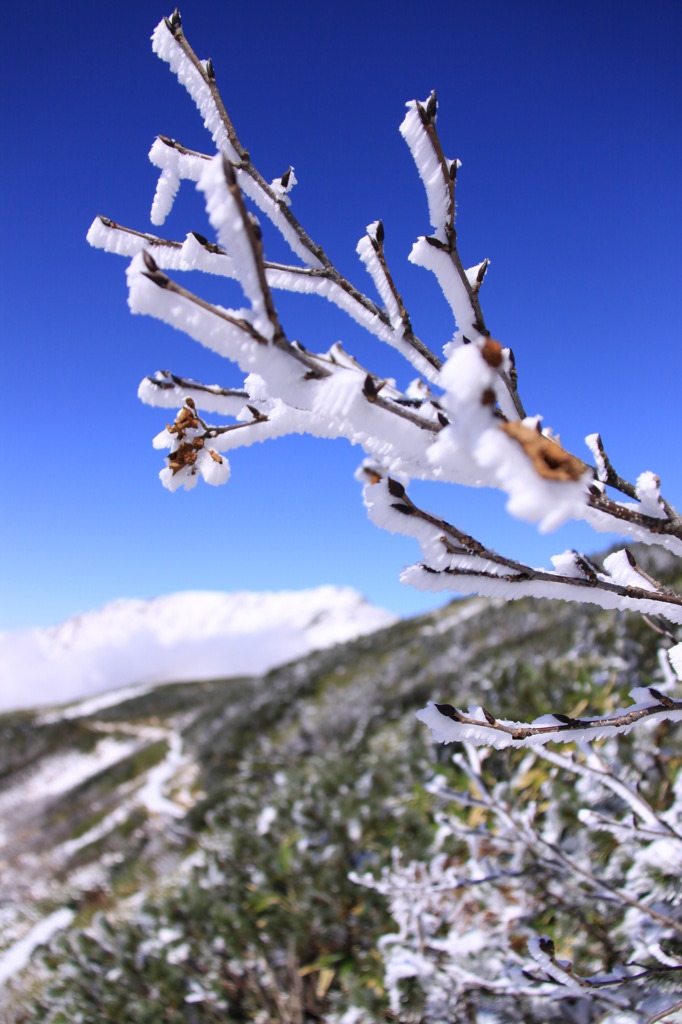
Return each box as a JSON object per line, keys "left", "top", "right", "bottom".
{"left": 645, "top": 997, "right": 682, "bottom": 1024}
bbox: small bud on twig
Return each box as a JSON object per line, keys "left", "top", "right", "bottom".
{"left": 434, "top": 703, "right": 463, "bottom": 722}
{"left": 648, "top": 687, "right": 676, "bottom": 709}
{"left": 166, "top": 9, "right": 182, "bottom": 34}
{"left": 481, "top": 338, "right": 503, "bottom": 367}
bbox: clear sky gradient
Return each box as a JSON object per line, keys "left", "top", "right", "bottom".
{"left": 2, "top": 0, "right": 681, "bottom": 629}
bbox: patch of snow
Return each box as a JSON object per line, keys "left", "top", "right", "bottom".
{"left": 0, "top": 587, "right": 396, "bottom": 714}
{"left": 0, "top": 908, "right": 74, "bottom": 989}
{"left": 38, "top": 682, "right": 157, "bottom": 723}
{"left": 136, "top": 731, "right": 186, "bottom": 818}
{"left": 0, "top": 737, "right": 140, "bottom": 842}
{"left": 420, "top": 597, "right": 492, "bottom": 635}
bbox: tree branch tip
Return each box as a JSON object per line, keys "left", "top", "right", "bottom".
{"left": 434, "top": 703, "right": 462, "bottom": 722}
{"left": 552, "top": 713, "right": 581, "bottom": 726}
{"left": 142, "top": 249, "right": 160, "bottom": 273}
{"left": 391, "top": 502, "right": 415, "bottom": 516}
{"left": 362, "top": 375, "right": 387, "bottom": 401}
{"left": 422, "top": 90, "right": 438, "bottom": 123}
{"left": 648, "top": 687, "right": 676, "bottom": 709}
{"left": 475, "top": 259, "right": 490, "bottom": 287}
{"left": 166, "top": 9, "right": 182, "bottom": 34}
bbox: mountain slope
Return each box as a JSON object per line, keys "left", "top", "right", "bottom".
{"left": 0, "top": 572, "right": 678, "bottom": 1022}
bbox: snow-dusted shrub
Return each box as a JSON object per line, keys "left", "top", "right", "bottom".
{"left": 89, "top": 11, "right": 682, "bottom": 1020}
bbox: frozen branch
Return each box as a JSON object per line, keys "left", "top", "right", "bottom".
{"left": 363, "top": 473, "right": 682, "bottom": 626}
{"left": 91, "top": 8, "right": 682, "bottom": 756}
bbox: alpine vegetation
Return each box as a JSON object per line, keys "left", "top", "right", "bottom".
{"left": 84, "top": 10, "right": 682, "bottom": 1021}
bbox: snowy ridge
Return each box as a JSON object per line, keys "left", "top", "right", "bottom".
{"left": 0, "top": 587, "right": 396, "bottom": 714}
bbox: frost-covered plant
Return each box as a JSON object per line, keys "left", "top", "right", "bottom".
{"left": 352, "top": 731, "right": 682, "bottom": 1022}
{"left": 87, "top": 10, "right": 682, "bottom": 1022}
{"left": 89, "top": 9, "right": 682, "bottom": 746}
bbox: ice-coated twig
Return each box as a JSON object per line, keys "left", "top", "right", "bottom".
{"left": 91, "top": 9, "right": 682, "bottom": 747}
{"left": 200, "top": 155, "right": 285, "bottom": 343}
{"left": 357, "top": 736, "right": 682, "bottom": 1018}
{"left": 645, "top": 997, "right": 682, "bottom": 1024}
{"left": 400, "top": 91, "right": 525, "bottom": 419}
{"left": 417, "top": 688, "right": 682, "bottom": 749}
{"left": 363, "top": 473, "right": 682, "bottom": 624}
{"left": 147, "top": 15, "right": 444, "bottom": 381}
{"left": 138, "top": 370, "right": 249, "bottom": 415}
{"left": 356, "top": 220, "right": 440, "bottom": 378}
{"left": 537, "top": 744, "right": 680, "bottom": 834}
{"left": 452, "top": 745, "right": 682, "bottom": 939}
{"left": 132, "top": 255, "right": 442, "bottom": 427}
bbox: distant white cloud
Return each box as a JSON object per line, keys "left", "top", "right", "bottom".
{"left": 0, "top": 587, "right": 396, "bottom": 714}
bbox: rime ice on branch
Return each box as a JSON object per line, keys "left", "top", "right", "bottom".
{"left": 87, "top": 9, "right": 682, "bottom": 745}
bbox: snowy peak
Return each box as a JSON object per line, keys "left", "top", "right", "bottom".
{"left": 0, "top": 587, "right": 396, "bottom": 714}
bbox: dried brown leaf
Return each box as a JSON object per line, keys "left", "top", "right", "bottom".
{"left": 501, "top": 422, "right": 586, "bottom": 482}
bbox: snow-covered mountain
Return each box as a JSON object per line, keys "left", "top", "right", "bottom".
{"left": 0, "top": 588, "right": 396, "bottom": 714}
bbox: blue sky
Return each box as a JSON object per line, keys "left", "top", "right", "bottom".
{"left": 2, "top": 0, "right": 681, "bottom": 630}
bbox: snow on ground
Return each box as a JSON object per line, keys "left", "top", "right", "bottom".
{"left": 38, "top": 682, "right": 157, "bottom": 724}
{"left": 419, "top": 596, "right": 493, "bottom": 635}
{"left": 0, "top": 736, "right": 141, "bottom": 843}
{"left": 0, "top": 908, "right": 74, "bottom": 989}
{"left": 135, "top": 730, "right": 189, "bottom": 818}
{"left": 0, "top": 587, "right": 396, "bottom": 714}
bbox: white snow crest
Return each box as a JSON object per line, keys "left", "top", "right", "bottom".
{"left": 635, "top": 470, "right": 666, "bottom": 519}
{"left": 668, "top": 642, "right": 682, "bottom": 681}
{"left": 0, "top": 588, "right": 396, "bottom": 714}
{"left": 148, "top": 137, "right": 209, "bottom": 226}
{"left": 356, "top": 225, "right": 403, "bottom": 329}
{"left": 126, "top": 252, "right": 260, "bottom": 367}
{"left": 198, "top": 155, "right": 273, "bottom": 337}
{"left": 399, "top": 99, "right": 452, "bottom": 240}
{"left": 602, "top": 549, "right": 657, "bottom": 591}
{"left": 0, "top": 909, "right": 75, "bottom": 989}
{"left": 409, "top": 236, "right": 480, "bottom": 349}
{"left": 151, "top": 18, "right": 237, "bottom": 160}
